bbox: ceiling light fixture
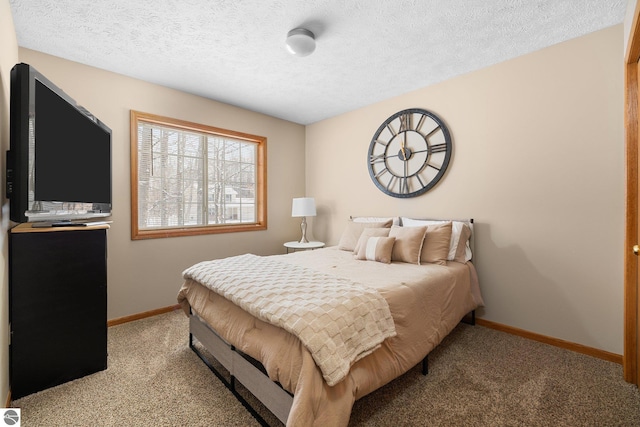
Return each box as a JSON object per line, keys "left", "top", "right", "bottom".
{"left": 285, "top": 28, "right": 316, "bottom": 57}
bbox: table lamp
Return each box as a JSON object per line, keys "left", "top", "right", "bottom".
{"left": 291, "top": 197, "right": 316, "bottom": 243}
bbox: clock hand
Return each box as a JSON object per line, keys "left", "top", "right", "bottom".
{"left": 400, "top": 132, "right": 407, "bottom": 160}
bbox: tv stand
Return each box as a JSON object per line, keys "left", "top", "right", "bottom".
{"left": 9, "top": 223, "right": 109, "bottom": 399}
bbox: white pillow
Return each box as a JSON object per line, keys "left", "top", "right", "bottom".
{"left": 401, "top": 217, "right": 472, "bottom": 262}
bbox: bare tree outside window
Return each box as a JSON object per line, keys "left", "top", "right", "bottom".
{"left": 130, "top": 111, "right": 267, "bottom": 240}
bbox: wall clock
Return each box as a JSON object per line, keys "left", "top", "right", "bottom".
{"left": 367, "top": 108, "right": 452, "bottom": 198}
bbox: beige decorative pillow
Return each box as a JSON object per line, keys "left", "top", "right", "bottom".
{"left": 355, "top": 236, "right": 396, "bottom": 264}
{"left": 388, "top": 225, "right": 427, "bottom": 264}
{"left": 353, "top": 227, "right": 391, "bottom": 254}
{"left": 401, "top": 217, "right": 473, "bottom": 262}
{"left": 337, "top": 219, "right": 392, "bottom": 251}
{"left": 421, "top": 222, "right": 452, "bottom": 265}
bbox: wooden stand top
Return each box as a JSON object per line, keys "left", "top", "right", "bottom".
{"left": 10, "top": 222, "right": 111, "bottom": 233}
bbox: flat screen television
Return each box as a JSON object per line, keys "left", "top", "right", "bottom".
{"left": 7, "top": 63, "right": 112, "bottom": 224}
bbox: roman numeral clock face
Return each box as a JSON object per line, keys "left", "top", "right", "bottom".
{"left": 368, "top": 108, "right": 452, "bottom": 198}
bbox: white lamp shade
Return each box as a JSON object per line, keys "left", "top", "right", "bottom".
{"left": 292, "top": 197, "right": 316, "bottom": 217}
{"left": 286, "top": 28, "right": 316, "bottom": 57}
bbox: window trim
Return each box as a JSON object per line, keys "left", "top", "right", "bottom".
{"left": 130, "top": 110, "right": 267, "bottom": 240}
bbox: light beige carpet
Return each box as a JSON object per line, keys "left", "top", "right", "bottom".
{"left": 11, "top": 309, "right": 640, "bottom": 426}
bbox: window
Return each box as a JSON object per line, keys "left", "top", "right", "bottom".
{"left": 130, "top": 111, "right": 267, "bottom": 239}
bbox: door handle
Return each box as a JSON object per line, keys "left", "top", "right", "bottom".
{"left": 634, "top": 245, "right": 639, "bottom": 256}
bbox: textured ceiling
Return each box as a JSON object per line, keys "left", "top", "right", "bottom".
{"left": 8, "top": 0, "right": 627, "bottom": 125}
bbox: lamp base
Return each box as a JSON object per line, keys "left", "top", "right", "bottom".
{"left": 299, "top": 217, "right": 309, "bottom": 243}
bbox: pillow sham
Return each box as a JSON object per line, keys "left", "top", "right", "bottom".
{"left": 337, "top": 219, "right": 393, "bottom": 252}
{"left": 421, "top": 222, "right": 452, "bottom": 265}
{"left": 453, "top": 223, "right": 472, "bottom": 263}
{"left": 355, "top": 236, "right": 395, "bottom": 264}
{"left": 401, "top": 217, "right": 472, "bottom": 262}
{"left": 388, "top": 225, "right": 427, "bottom": 264}
{"left": 353, "top": 227, "right": 391, "bottom": 254}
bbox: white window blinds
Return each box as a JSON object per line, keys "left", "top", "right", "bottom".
{"left": 136, "top": 121, "right": 258, "bottom": 230}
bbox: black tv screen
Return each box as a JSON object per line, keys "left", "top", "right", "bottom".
{"left": 7, "top": 63, "right": 112, "bottom": 223}
{"left": 34, "top": 80, "right": 111, "bottom": 203}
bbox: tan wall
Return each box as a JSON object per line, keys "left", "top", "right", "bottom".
{"left": 0, "top": 0, "right": 19, "bottom": 404}
{"left": 18, "top": 48, "right": 307, "bottom": 320}
{"left": 306, "top": 25, "right": 624, "bottom": 354}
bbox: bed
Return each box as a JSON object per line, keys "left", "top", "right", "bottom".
{"left": 177, "top": 217, "right": 484, "bottom": 426}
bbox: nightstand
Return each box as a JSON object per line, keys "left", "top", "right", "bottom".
{"left": 284, "top": 241, "right": 325, "bottom": 253}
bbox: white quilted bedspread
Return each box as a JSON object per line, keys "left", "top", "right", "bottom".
{"left": 182, "top": 253, "right": 397, "bottom": 386}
